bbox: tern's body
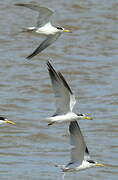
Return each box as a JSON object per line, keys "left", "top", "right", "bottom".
{"left": 25, "top": 22, "right": 60, "bottom": 35}
{"left": 62, "top": 160, "right": 98, "bottom": 172}
{"left": 61, "top": 160, "right": 96, "bottom": 172}
{"left": 47, "top": 61, "right": 92, "bottom": 126}
{"left": 47, "top": 112, "right": 79, "bottom": 124}
{"left": 15, "top": 3, "right": 71, "bottom": 59}
{"left": 56, "top": 121, "right": 104, "bottom": 172}
{"left": 35, "top": 22, "right": 60, "bottom": 35}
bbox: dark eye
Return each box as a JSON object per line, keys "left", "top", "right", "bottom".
{"left": 56, "top": 26, "right": 63, "bottom": 30}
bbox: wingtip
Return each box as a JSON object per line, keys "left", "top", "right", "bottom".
{"left": 46, "top": 60, "right": 51, "bottom": 66}
{"left": 47, "top": 61, "right": 55, "bottom": 72}
{"left": 26, "top": 53, "right": 36, "bottom": 59}
{"left": 47, "top": 60, "right": 53, "bottom": 69}
{"left": 58, "top": 72, "right": 73, "bottom": 94}
{"left": 26, "top": 55, "right": 32, "bottom": 60}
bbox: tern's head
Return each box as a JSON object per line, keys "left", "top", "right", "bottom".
{"left": 56, "top": 26, "right": 71, "bottom": 33}
{"left": 77, "top": 113, "right": 93, "bottom": 120}
{"left": 87, "top": 160, "right": 105, "bottom": 168}
{"left": 0, "top": 117, "right": 16, "bottom": 125}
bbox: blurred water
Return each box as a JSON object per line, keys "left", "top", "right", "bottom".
{"left": 0, "top": 0, "right": 117, "bottom": 179}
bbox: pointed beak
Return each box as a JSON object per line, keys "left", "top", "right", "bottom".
{"left": 95, "top": 163, "right": 105, "bottom": 167}
{"left": 4, "top": 119, "right": 16, "bottom": 125}
{"left": 83, "top": 116, "right": 93, "bottom": 120}
{"left": 63, "top": 29, "right": 72, "bottom": 33}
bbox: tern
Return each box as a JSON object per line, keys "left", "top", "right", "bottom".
{"left": 46, "top": 61, "right": 92, "bottom": 125}
{"left": 56, "top": 120, "right": 105, "bottom": 172}
{"left": 0, "top": 116, "right": 16, "bottom": 125}
{"left": 15, "top": 3, "right": 71, "bottom": 59}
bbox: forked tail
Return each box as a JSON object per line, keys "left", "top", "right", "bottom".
{"left": 20, "top": 27, "right": 36, "bottom": 33}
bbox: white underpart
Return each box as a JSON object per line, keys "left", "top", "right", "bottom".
{"left": 63, "top": 160, "right": 96, "bottom": 172}
{"left": 46, "top": 112, "right": 78, "bottom": 123}
{"left": 75, "top": 160, "right": 96, "bottom": 171}
{"left": 35, "top": 22, "right": 59, "bottom": 35}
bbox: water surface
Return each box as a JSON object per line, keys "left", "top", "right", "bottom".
{"left": 0, "top": 0, "right": 118, "bottom": 179}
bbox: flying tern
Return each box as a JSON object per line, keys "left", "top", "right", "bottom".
{"left": 15, "top": 3, "right": 71, "bottom": 59}
{"left": 46, "top": 61, "right": 92, "bottom": 125}
{"left": 56, "top": 120, "right": 105, "bottom": 172}
{"left": 0, "top": 116, "right": 16, "bottom": 125}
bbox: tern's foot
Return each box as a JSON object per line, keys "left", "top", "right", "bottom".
{"left": 48, "top": 121, "right": 55, "bottom": 126}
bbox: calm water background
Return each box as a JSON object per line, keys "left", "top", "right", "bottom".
{"left": 0, "top": 0, "right": 118, "bottom": 179}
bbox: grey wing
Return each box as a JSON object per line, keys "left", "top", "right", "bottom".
{"left": 69, "top": 121, "right": 88, "bottom": 164}
{"left": 58, "top": 72, "right": 76, "bottom": 112}
{"left": 15, "top": 3, "right": 53, "bottom": 27}
{"left": 47, "top": 62, "right": 76, "bottom": 115}
{"left": 27, "top": 33, "right": 61, "bottom": 59}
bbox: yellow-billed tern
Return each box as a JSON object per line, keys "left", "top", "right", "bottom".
{"left": 46, "top": 61, "right": 92, "bottom": 125}
{"left": 0, "top": 116, "right": 16, "bottom": 125}
{"left": 56, "top": 120, "right": 105, "bottom": 172}
{"left": 15, "top": 3, "right": 71, "bottom": 59}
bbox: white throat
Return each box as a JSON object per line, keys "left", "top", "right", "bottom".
{"left": 0, "top": 120, "right": 6, "bottom": 124}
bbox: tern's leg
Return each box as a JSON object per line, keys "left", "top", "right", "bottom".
{"left": 48, "top": 121, "right": 55, "bottom": 126}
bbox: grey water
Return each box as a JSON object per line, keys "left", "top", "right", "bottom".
{"left": 0, "top": 0, "right": 118, "bottom": 179}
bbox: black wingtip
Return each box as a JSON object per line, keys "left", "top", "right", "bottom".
{"left": 47, "top": 61, "right": 58, "bottom": 76}
{"left": 26, "top": 55, "right": 32, "bottom": 59}
{"left": 85, "top": 146, "right": 89, "bottom": 155}
{"left": 47, "top": 61, "right": 55, "bottom": 71}
{"left": 47, "top": 60, "right": 52, "bottom": 68}
{"left": 26, "top": 52, "right": 36, "bottom": 59}
{"left": 58, "top": 72, "right": 73, "bottom": 94}
{"left": 47, "top": 60, "right": 53, "bottom": 66}
{"left": 47, "top": 61, "right": 73, "bottom": 94}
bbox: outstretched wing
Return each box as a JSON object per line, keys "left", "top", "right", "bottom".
{"left": 27, "top": 33, "right": 61, "bottom": 59}
{"left": 47, "top": 61, "right": 76, "bottom": 115}
{"left": 69, "top": 121, "right": 89, "bottom": 164}
{"left": 15, "top": 3, "right": 53, "bottom": 27}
